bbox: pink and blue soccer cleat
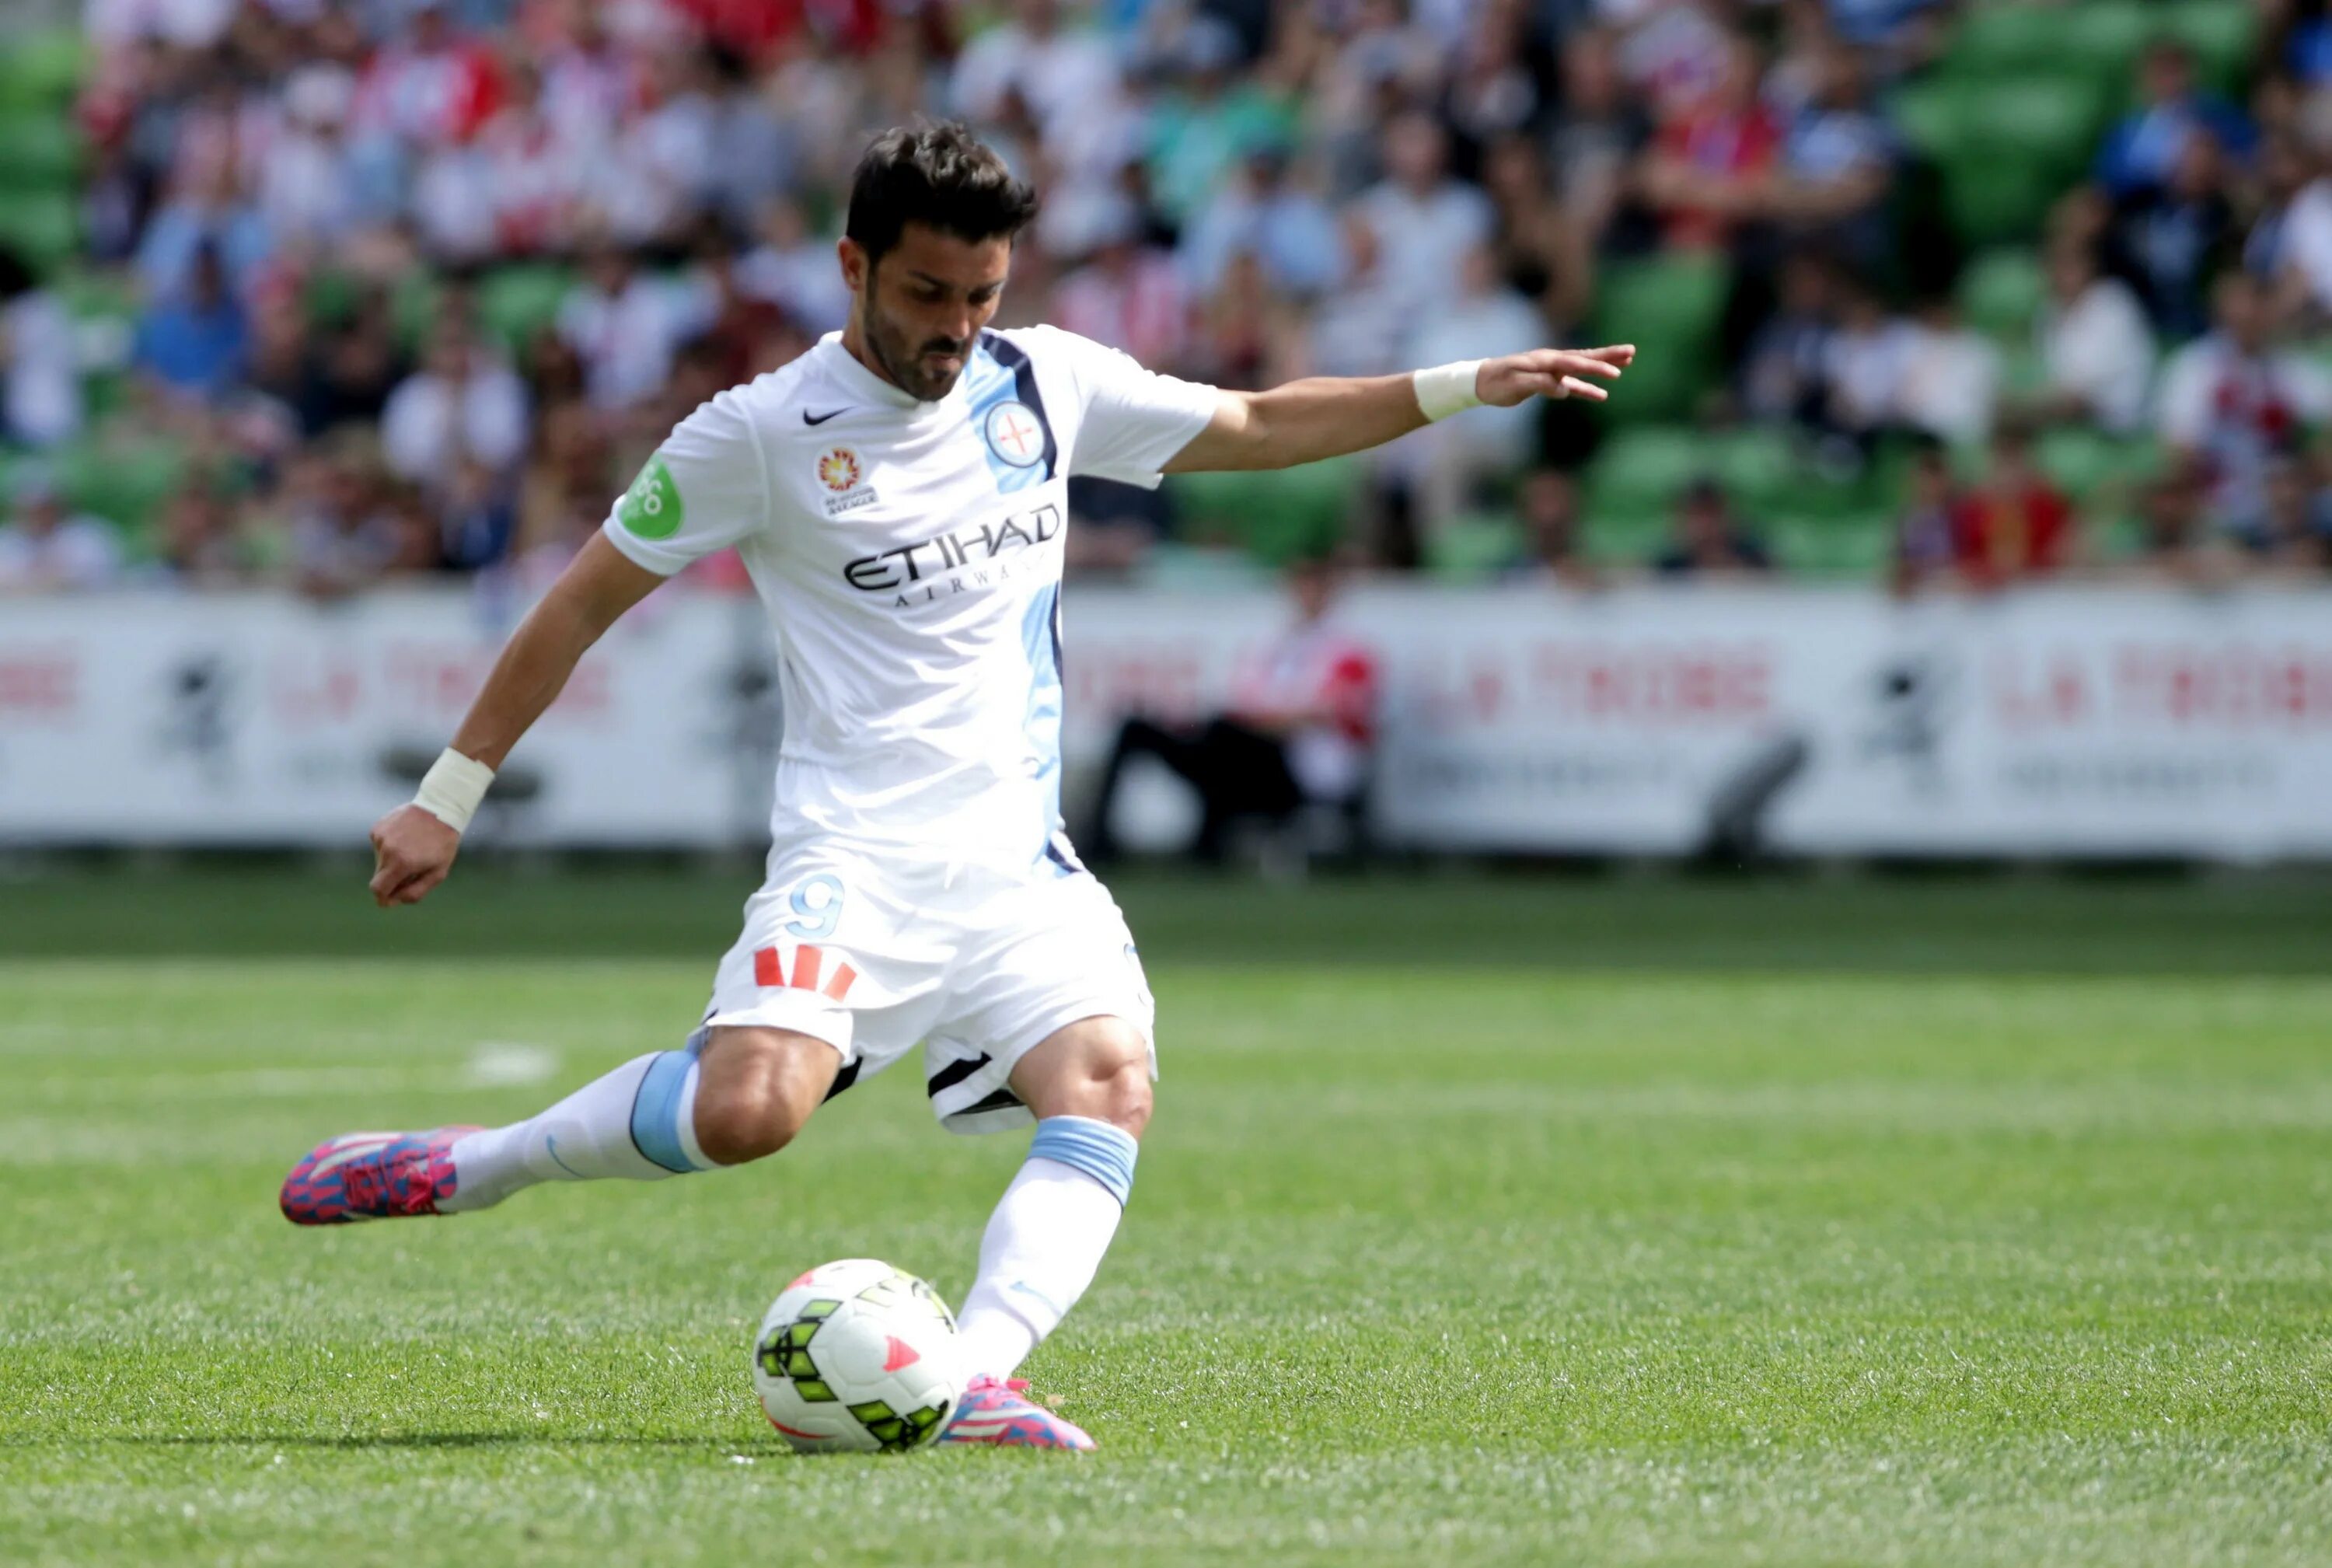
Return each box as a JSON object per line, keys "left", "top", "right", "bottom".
{"left": 939, "top": 1375, "right": 1096, "bottom": 1451}
{"left": 278, "top": 1127, "right": 477, "bottom": 1225}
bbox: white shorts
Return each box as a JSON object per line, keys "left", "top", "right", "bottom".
{"left": 697, "top": 842, "right": 1155, "bottom": 1135}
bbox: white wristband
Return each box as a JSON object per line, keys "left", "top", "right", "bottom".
{"left": 1413, "top": 360, "right": 1484, "bottom": 422}
{"left": 414, "top": 748, "right": 495, "bottom": 834}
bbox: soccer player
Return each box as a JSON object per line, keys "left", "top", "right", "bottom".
{"left": 279, "top": 122, "right": 1632, "bottom": 1450}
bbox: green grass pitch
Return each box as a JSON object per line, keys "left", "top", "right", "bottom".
{"left": 3, "top": 868, "right": 2330, "bottom": 1566}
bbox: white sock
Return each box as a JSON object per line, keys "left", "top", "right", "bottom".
{"left": 955, "top": 1116, "right": 1136, "bottom": 1381}
{"left": 441, "top": 1042, "right": 714, "bottom": 1213}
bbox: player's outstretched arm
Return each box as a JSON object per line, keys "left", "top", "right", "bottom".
{"left": 368, "top": 534, "right": 665, "bottom": 909}
{"left": 1161, "top": 345, "right": 1637, "bottom": 473}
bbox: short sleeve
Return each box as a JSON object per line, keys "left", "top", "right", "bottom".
{"left": 1042, "top": 327, "right": 1223, "bottom": 490}
{"left": 600, "top": 389, "right": 770, "bottom": 575}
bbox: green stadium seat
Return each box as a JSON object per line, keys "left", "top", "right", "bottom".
{"left": 1913, "top": 70, "right": 2105, "bottom": 244}
{"left": 1424, "top": 511, "right": 1523, "bottom": 581}
{"left": 1580, "top": 508, "right": 1669, "bottom": 567}
{"left": 0, "top": 192, "right": 78, "bottom": 277}
{"left": 0, "top": 114, "right": 79, "bottom": 190}
{"left": 2062, "top": 2, "right": 2157, "bottom": 96}
{"left": 1946, "top": 2, "right": 2065, "bottom": 77}
{"left": 56, "top": 435, "right": 184, "bottom": 536}
{"left": 1166, "top": 457, "right": 1359, "bottom": 565}
{"left": 1590, "top": 253, "right": 1730, "bottom": 423}
{"left": 2035, "top": 428, "right": 2161, "bottom": 502}
{"left": 1889, "top": 77, "right": 1967, "bottom": 164}
{"left": 480, "top": 264, "right": 575, "bottom": 352}
{"left": 2162, "top": 0, "right": 2257, "bottom": 96}
{"left": 1705, "top": 428, "right": 1799, "bottom": 513}
{"left": 1774, "top": 513, "right": 1893, "bottom": 577}
{"left": 1585, "top": 424, "right": 1708, "bottom": 516}
{"left": 1959, "top": 248, "right": 2046, "bottom": 340}
{"left": 391, "top": 269, "right": 444, "bottom": 353}
{"left": 0, "top": 30, "right": 87, "bottom": 113}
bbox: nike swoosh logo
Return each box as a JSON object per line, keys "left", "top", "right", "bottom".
{"left": 802, "top": 407, "right": 851, "bottom": 425}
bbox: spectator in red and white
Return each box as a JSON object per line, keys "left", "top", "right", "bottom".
{"left": 2158, "top": 270, "right": 2332, "bottom": 533}
{"left": 557, "top": 240, "right": 716, "bottom": 413}
{"left": 0, "top": 246, "right": 82, "bottom": 450}
{"left": 1053, "top": 197, "right": 1192, "bottom": 372}
{"left": 1951, "top": 424, "right": 2078, "bottom": 588}
{"left": 1083, "top": 554, "right": 1379, "bottom": 864}
{"left": 2030, "top": 232, "right": 2156, "bottom": 435}
{"left": 1615, "top": 0, "right": 1735, "bottom": 123}
{"left": 381, "top": 321, "right": 532, "bottom": 494}
{"left": 480, "top": 57, "right": 597, "bottom": 256}
{"left": 351, "top": 0, "right": 503, "bottom": 152}
{"left": 1355, "top": 112, "right": 1497, "bottom": 327}
{"left": 536, "top": 0, "right": 640, "bottom": 155}
{"left": 1638, "top": 33, "right": 1782, "bottom": 252}
{"left": 0, "top": 467, "right": 124, "bottom": 595}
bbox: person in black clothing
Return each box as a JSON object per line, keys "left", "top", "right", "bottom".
{"left": 1084, "top": 557, "right": 1379, "bottom": 863}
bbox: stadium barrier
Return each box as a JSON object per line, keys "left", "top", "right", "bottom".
{"left": 4, "top": 586, "right": 2330, "bottom": 861}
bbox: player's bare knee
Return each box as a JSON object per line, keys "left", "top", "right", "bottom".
{"left": 695, "top": 1082, "right": 807, "bottom": 1165}
{"left": 694, "top": 1029, "right": 836, "bottom": 1165}
{"left": 1094, "top": 1060, "right": 1152, "bottom": 1140}
{"left": 1017, "top": 1018, "right": 1154, "bottom": 1138}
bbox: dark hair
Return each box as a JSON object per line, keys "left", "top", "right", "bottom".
{"left": 844, "top": 121, "right": 1039, "bottom": 267}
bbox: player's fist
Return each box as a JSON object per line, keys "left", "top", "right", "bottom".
{"left": 1477, "top": 344, "right": 1636, "bottom": 407}
{"left": 368, "top": 804, "right": 460, "bottom": 909}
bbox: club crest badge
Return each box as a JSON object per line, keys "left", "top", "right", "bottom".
{"left": 982, "top": 401, "right": 1046, "bottom": 469}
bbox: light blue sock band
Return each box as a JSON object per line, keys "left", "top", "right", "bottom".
{"left": 630, "top": 1035, "right": 712, "bottom": 1175}
{"left": 1028, "top": 1115, "right": 1137, "bottom": 1207}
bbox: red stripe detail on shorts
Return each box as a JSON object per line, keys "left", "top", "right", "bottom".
{"left": 792, "top": 945, "right": 822, "bottom": 994}
{"left": 753, "top": 946, "right": 784, "bottom": 987}
{"left": 823, "top": 962, "right": 857, "bottom": 1001}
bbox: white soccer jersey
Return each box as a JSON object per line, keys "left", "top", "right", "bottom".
{"left": 601, "top": 326, "right": 1221, "bottom": 871}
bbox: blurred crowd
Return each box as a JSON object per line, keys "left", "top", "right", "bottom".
{"left": 2, "top": 0, "right": 2330, "bottom": 596}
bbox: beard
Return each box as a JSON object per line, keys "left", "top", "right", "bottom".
{"left": 862, "top": 295, "right": 967, "bottom": 403}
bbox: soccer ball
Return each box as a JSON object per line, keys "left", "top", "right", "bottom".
{"left": 752, "top": 1259, "right": 964, "bottom": 1454}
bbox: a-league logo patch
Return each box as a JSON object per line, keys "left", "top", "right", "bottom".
{"left": 816, "top": 448, "right": 863, "bottom": 491}
{"left": 617, "top": 455, "right": 682, "bottom": 540}
{"left": 982, "top": 401, "right": 1045, "bottom": 468}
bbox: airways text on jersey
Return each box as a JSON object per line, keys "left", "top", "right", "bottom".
{"left": 844, "top": 501, "right": 1062, "bottom": 602}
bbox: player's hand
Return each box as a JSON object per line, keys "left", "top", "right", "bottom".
{"left": 1477, "top": 344, "right": 1636, "bottom": 407}
{"left": 368, "top": 804, "right": 460, "bottom": 909}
